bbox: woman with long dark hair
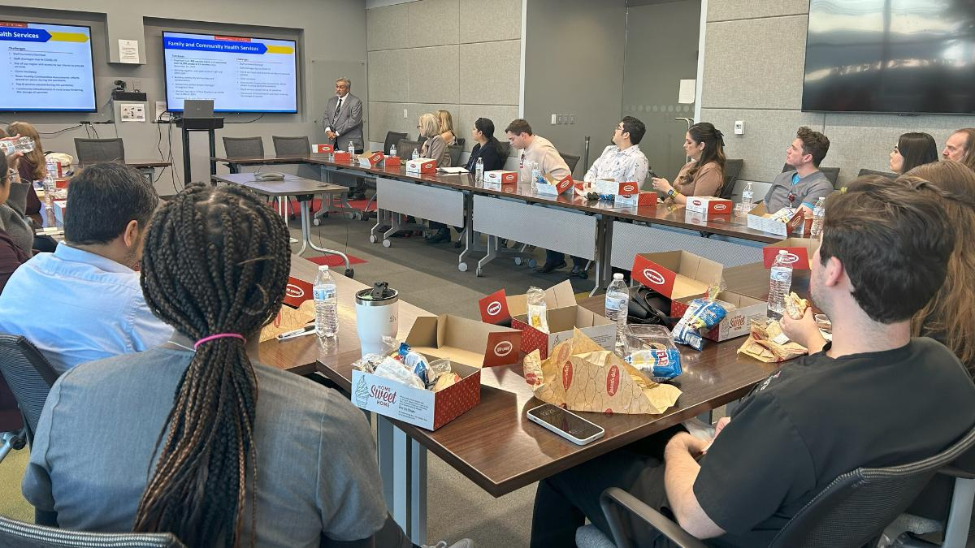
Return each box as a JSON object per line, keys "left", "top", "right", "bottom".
{"left": 890, "top": 132, "right": 938, "bottom": 174}
{"left": 651, "top": 122, "right": 726, "bottom": 205}
{"left": 22, "top": 184, "right": 468, "bottom": 548}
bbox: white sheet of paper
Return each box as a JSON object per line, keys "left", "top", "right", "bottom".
{"left": 118, "top": 39, "right": 140, "bottom": 64}
{"left": 678, "top": 79, "right": 696, "bottom": 104}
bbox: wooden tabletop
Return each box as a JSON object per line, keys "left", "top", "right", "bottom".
{"left": 261, "top": 256, "right": 431, "bottom": 376}
{"left": 315, "top": 261, "right": 812, "bottom": 497}
{"left": 213, "top": 173, "right": 347, "bottom": 197}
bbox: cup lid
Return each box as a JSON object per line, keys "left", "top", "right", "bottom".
{"left": 355, "top": 282, "right": 398, "bottom": 305}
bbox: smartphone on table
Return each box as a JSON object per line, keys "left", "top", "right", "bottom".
{"left": 527, "top": 403, "right": 606, "bottom": 445}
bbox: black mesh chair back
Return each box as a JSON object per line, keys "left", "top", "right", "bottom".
{"left": 857, "top": 168, "right": 897, "bottom": 179}
{"left": 601, "top": 422, "right": 975, "bottom": 548}
{"left": 397, "top": 139, "right": 423, "bottom": 161}
{"left": 271, "top": 135, "right": 311, "bottom": 157}
{"left": 222, "top": 137, "right": 264, "bottom": 159}
{"left": 384, "top": 131, "right": 408, "bottom": 155}
{"left": 719, "top": 159, "right": 744, "bottom": 199}
{"left": 454, "top": 137, "right": 466, "bottom": 148}
{"left": 770, "top": 423, "right": 975, "bottom": 547}
{"left": 560, "top": 153, "right": 581, "bottom": 175}
{"left": 447, "top": 144, "right": 463, "bottom": 167}
{"left": 782, "top": 163, "right": 841, "bottom": 189}
{"left": 499, "top": 141, "right": 512, "bottom": 158}
{"left": 0, "top": 515, "right": 187, "bottom": 548}
{"left": 74, "top": 139, "right": 125, "bottom": 164}
{"left": 0, "top": 335, "right": 58, "bottom": 444}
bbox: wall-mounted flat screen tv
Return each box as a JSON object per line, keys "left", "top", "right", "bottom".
{"left": 0, "top": 21, "right": 96, "bottom": 112}
{"left": 803, "top": 0, "right": 975, "bottom": 114}
{"left": 163, "top": 31, "right": 298, "bottom": 113}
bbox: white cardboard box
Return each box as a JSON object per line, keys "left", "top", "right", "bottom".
{"left": 671, "top": 291, "right": 767, "bottom": 342}
{"left": 685, "top": 196, "right": 733, "bottom": 219}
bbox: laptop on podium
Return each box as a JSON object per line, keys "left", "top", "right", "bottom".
{"left": 183, "top": 99, "right": 214, "bottom": 119}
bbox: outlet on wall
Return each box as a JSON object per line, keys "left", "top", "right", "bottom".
{"left": 551, "top": 113, "right": 557, "bottom": 125}
{"left": 734, "top": 120, "right": 744, "bottom": 135}
{"left": 403, "top": 108, "right": 408, "bottom": 119}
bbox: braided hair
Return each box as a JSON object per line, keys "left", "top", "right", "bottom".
{"left": 135, "top": 183, "right": 291, "bottom": 547}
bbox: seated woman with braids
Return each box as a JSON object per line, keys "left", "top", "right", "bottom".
{"left": 22, "top": 184, "right": 470, "bottom": 548}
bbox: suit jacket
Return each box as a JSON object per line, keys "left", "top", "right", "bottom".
{"left": 323, "top": 93, "right": 363, "bottom": 151}
{"left": 421, "top": 135, "right": 450, "bottom": 168}
{"left": 466, "top": 141, "right": 505, "bottom": 172}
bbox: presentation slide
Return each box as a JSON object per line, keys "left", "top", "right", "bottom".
{"left": 163, "top": 32, "right": 298, "bottom": 113}
{"left": 0, "top": 22, "right": 96, "bottom": 112}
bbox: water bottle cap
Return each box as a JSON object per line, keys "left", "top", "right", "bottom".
{"left": 318, "top": 265, "right": 329, "bottom": 271}
{"left": 613, "top": 273, "right": 624, "bottom": 280}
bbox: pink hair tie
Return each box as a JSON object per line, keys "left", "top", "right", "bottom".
{"left": 194, "top": 333, "right": 246, "bottom": 350}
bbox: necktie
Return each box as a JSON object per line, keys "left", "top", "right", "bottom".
{"left": 334, "top": 98, "right": 342, "bottom": 125}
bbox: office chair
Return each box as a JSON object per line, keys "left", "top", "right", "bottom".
{"left": 221, "top": 137, "right": 265, "bottom": 174}
{"left": 271, "top": 135, "right": 311, "bottom": 156}
{"left": 74, "top": 139, "right": 125, "bottom": 165}
{"left": 448, "top": 144, "right": 464, "bottom": 167}
{"left": 781, "top": 163, "right": 841, "bottom": 189}
{"left": 499, "top": 141, "right": 512, "bottom": 158}
{"left": 397, "top": 139, "right": 423, "bottom": 161}
{"left": 0, "top": 515, "right": 186, "bottom": 548}
{"left": 561, "top": 153, "right": 581, "bottom": 176}
{"left": 0, "top": 380, "right": 25, "bottom": 464}
{"left": 0, "top": 334, "right": 59, "bottom": 447}
{"left": 719, "top": 159, "right": 744, "bottom": 200}
{"left": 857, "top": 168, "right": 897, "bottom": 179}
{"left": 593, "top": 422, "right": 975, "bottom": 548}
{"left": 384, "top": 131, "right": 408, "bottom": 155}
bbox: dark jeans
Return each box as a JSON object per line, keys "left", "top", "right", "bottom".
{"left": 530, "top": 426, "right": 685, "bottom": 548}
{"left": 544, "top": 249, "right": 587, "bottom": 268}
{"left": 321, "top": 514, "right": 414, "bottom": 548}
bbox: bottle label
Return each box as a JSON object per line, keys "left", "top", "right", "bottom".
{"left": 770, "top": 267, "right": 791, "bottom": 282}
{"left": 314, "top": 287, "right": 336, "bottom": 300}
{"left": 742, "top": 191, "right": 753, "bottom": 201}
{"left": 605, "top": 296, "right": 627, "bottom": 313}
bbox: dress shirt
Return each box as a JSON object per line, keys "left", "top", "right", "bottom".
{"left": 519, "top": 135, "right": 570, "bottom": 180}
{"left": 324, "top": 94, "right": 345, "bottom": 135}
{"left": 584, "top": 144, "right": 650, "bottom": 184}
{"left": 0, "top": 243, "right": 172, "bottom": 374}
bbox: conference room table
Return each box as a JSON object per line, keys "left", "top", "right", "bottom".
{"left": 210, "top": 152, "right": 789, "bottom": 293}
{"left": 212, "top": 172, "right": 355, "bottom": 275}
{"left": 302, "top": 256, "right": 809, "bottom": 544}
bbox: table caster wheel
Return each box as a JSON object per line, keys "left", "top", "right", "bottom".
{"left": 528, "top": 259, "right": 538, "bottom": 269}
{"left": 313, "top": 218, "right": 322, "bottom": 226}
{"left": 369, "top": 234, "right": 378, "bottom": 244}
{"left": 345, "top": 268, "right": 354, "bottom": 278}
{"left": 514, "top": 257, "right": 523, "bottom": 266}
{"left": 458, "top": 262, "right": 468, "bottom": 272}
{"left": 346, "top": 213, "right": 356, "bottom": 220}
{"left": 383, "top": 239, "right": 391, "bottom": 248}
{"left": 475, "top": 267, "right": 483, "bottom": 277}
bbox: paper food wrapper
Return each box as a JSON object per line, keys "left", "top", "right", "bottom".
{"left": 524, "top": 328, "right": 682, "bottom": 415}
{"left": 737, "top": 320, "right": 807, "bottom": 363}
{"left": 260, "top": 301, "right": 316, "bottom": 342}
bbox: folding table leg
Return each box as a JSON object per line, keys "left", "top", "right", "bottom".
{"left": 409, "top": 438, "right": 428, "bottom": 545}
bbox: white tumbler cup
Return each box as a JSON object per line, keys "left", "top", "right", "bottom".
{"left": 355, "top": 287, "right": 399, "bottom": 356}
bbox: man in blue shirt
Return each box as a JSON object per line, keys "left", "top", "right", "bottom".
{"left": 0, "top": 163, "right": 171, "bottom": 374}
{"left": 764, "top": 126, "right": 833, "bottom": 213}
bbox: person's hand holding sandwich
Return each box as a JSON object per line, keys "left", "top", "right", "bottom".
{"left": 780, "top": 292, "right": 828, "bottom": 354}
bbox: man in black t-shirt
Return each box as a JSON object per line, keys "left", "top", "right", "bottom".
{"left": 529, "top": 179, "right": 975, "bottom": 547}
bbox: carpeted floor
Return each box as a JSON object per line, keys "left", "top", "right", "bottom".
{"left": 0, "top": 202, "right": 604, "bottom": 547}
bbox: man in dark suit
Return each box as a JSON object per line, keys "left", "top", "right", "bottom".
{"left": 323, "top": 77, "right": 366, "bottom": 199}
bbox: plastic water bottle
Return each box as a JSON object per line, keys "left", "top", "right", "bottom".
{"left": 0, "top": 136, "right": 34, "bottom": 155}
{"left": 767, "top": 250, "right": 793, "bottom": 321}
{"left": 347, "top": 141, "right": 356, "bottom": 163}
{"left": 741, "top": 181, "right": 754, "bottom": 213}
{"left": 389, "top": 143, "right": 397, "bottom": 158}
{"left": 531, "top": 161, "right": 541, "bottom": 184}
{"left": 475, "top": 157, "right": 484, "bottom": 182}
{"left": 810, "top": 197, "right": 826, "bottom": 238}
{"left": 605, "top": 273, "right": 630, "bottom": 348}
{"left": 313, "top": 265, "right": 338, "bottom": 338}
{"left": 411, "top": 147, "right": 420, "bottom": 161}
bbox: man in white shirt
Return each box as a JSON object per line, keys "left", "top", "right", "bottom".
{"left": 505, "top": 119, "right": 582, "bottom": 275}
{"left": 0, "top": 163, "right": 172, "bottom": 374}
{"left": 584, "top": 116, "right": 650, "bottom": 187}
